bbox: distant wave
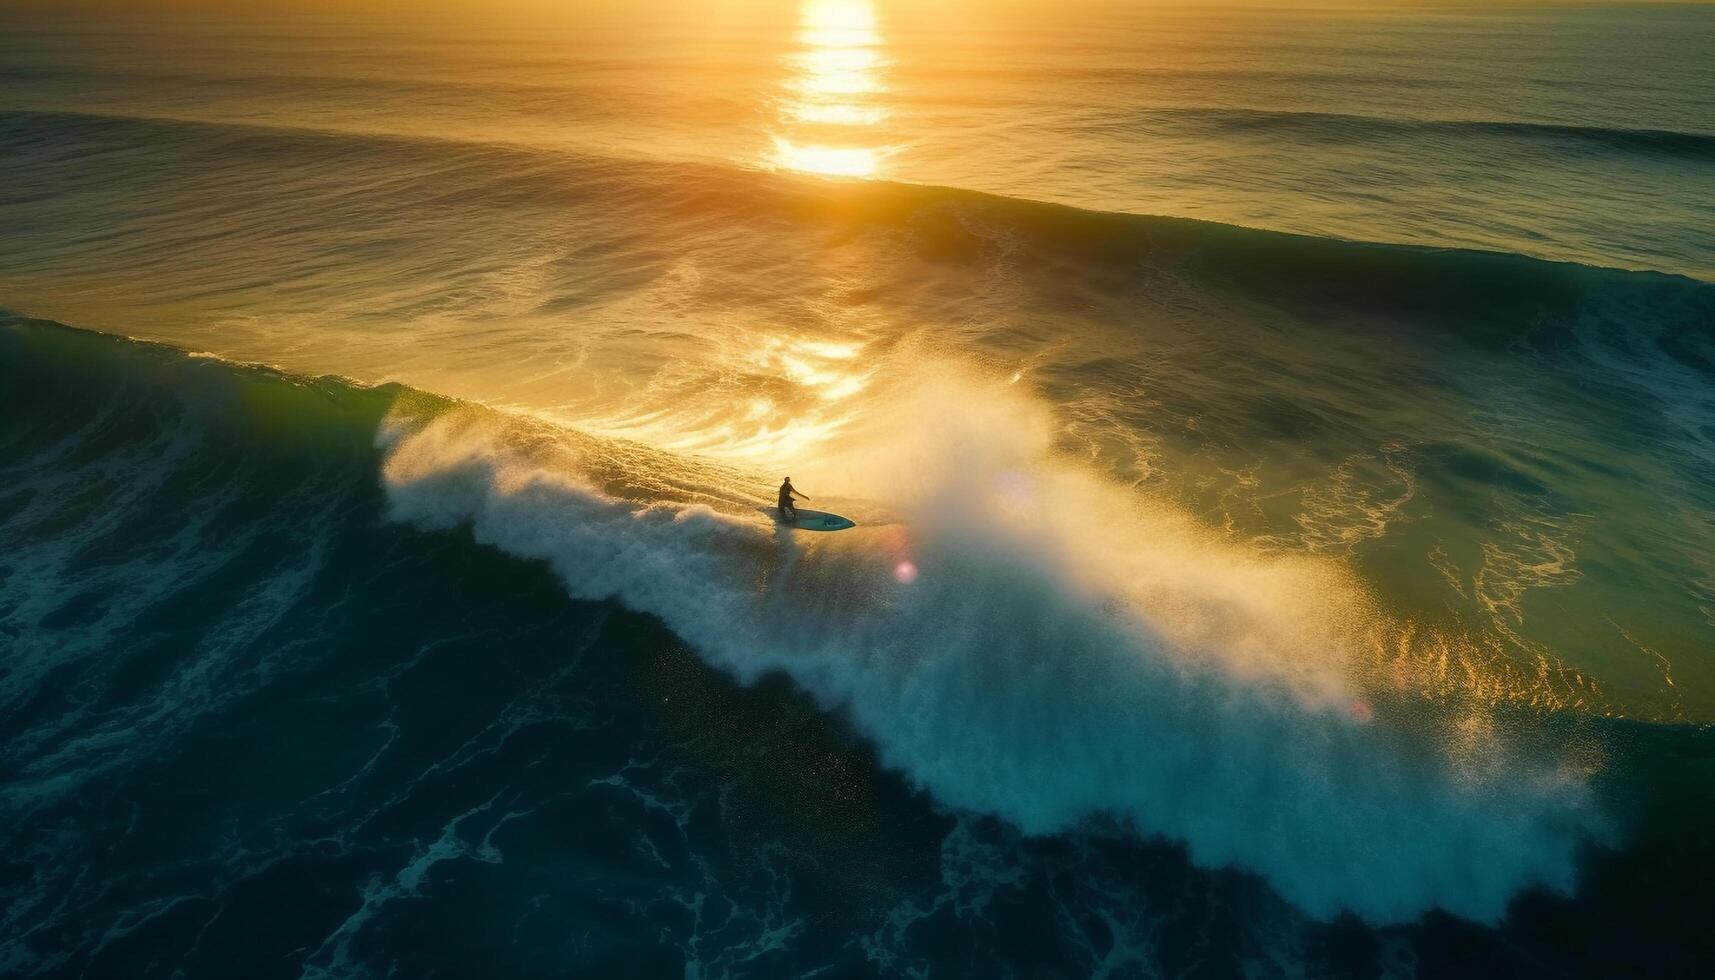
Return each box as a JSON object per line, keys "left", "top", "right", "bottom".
{"left": 28, "top": 56, "right": 1710, "bottom": 161}
{"left": 1138, "top": 106, "right": 1715, "bottom": 162}
{"left": 0, "top": 61, "right": 646, "bottom": 118}
{"left": 2, "top": 314, "right": 1618, "bottom": 925}
{"left": 6, "top": 106, "right": 1714, "bottom": 305}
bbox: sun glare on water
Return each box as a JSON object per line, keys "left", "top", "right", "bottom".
{"left": 770, "top": 138, "right": 878, "bottom": 178}
{"left": 770, "top": 0, "right": 889, "bottom": 178}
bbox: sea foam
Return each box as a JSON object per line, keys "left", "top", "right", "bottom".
{"left": 378, "top": 370, "right": 1606, "bottom": 924}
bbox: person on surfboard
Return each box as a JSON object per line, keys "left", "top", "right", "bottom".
{"left": 778, "top": 477, "right": 809, "bottom": 522}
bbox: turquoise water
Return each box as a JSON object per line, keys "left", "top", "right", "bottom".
{"left": 3, "top": 3, "right": 1715, "bottom": 977}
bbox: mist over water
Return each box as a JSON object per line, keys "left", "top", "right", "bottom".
{"left": 3, "top": 2, "right": 1715, "bottom": 977}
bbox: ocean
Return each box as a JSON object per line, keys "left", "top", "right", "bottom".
{"left": 3, "top": 1, "right": 1715, "bottom": 977}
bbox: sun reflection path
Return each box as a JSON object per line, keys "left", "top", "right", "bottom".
{"left": 771, "top": 0, "right": 889, "bottom": 178}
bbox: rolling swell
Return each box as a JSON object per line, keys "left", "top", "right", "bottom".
{"left": 1150, "top": 107, "right": 1715, "bottom": 163}
{"left": 6, "top": 105, "right": 1713, "bottom": 322}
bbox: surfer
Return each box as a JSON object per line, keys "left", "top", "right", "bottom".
{"left": 778, "top": 477, "right": 808, "bottom": 521}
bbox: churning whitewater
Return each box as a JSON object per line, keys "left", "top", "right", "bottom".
{"left": 378, "top": 363, "right": 1607, "bottom": 924}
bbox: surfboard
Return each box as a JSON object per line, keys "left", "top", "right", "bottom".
{"left": 757, "top": 507, "right": 856, "bottom": 532}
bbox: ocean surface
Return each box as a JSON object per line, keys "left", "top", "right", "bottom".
{"left": 3, "top": 2, "right": 1715, "bottom": 977}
